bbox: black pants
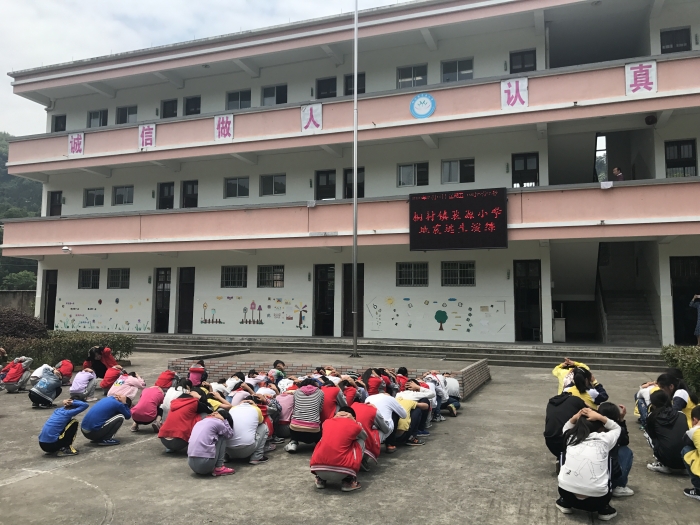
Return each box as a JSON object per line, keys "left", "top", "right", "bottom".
{"left": 81, "top": 414, "right": 125, "bottom": 442}
{"left": 161, "top": 437, "right": 188, "bottom": 452}
{"left": 386, "top": 411, "right": 402, "bottom": 445}
{"left": 558, "top": 487, "right": 611, "bottom": 513}
{"left": 29, "top": 389, "right": 61, "bottom": 407}
{"left": 39, "top": 419, "right": 79, "bottom": 453}
{"left": 289, "top": 428, "right": 322, "bottom": 444}
{"left": 546, "top": 436, "right": 565, "bottom": 459}
{"left": 393, "top": 407, "right": 423, "bottom": 445}
{"left": 133, "top": 407, "right": 163, "bottom": 425}
{"left": 418, "top": 398, "right": 431, "bottom": 430}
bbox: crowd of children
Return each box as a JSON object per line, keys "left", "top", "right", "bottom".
{"left": 545, "top": 358, "right": 700, "bottom": 521}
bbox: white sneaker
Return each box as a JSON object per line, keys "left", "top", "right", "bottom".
{"left": 284, "top": 441, "right": 298, "bottom": 453}
{"left": 612, "top": 486, "right": 634, "bottom": 497}
{"left": 647, "top": 461, "right": 672, "bottom": 474}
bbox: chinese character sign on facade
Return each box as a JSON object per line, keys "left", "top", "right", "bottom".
{"left": 301, "top": 104, "right": 323, "bottom": 134}
{"left": 67, "top": 133, "right": 84, "bottom": 156}
{"left": 138, "top": 124, "right": 156, "bottom": 150}
{"left": 409, "top": 188, "right": 508, "bottom": 251}
{"left": 501, "top": 78, "right": 528, "bottom": 110}
{"left": 625, "top": 61, "right": 657, "bottom": 96}
{"left": 214, "top": 114, "right": 234, "bottom": 141}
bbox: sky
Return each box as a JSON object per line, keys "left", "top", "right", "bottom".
{"left": 0, "top": 0, "right": 411, "bottom": 137}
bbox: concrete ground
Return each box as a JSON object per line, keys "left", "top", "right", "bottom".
{"left": 0, "top": 353, "right": 697, "bottom": 525}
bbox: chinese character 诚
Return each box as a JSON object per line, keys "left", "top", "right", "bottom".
{"left": 484, "top": 222, "right": 496, "bottom": 232}
{"left": 69, "top": 134, "right": 83, "bottom": 155}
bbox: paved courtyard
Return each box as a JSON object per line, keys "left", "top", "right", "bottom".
{"left": 0, "top": 352, "right": 697, "bottom": 525}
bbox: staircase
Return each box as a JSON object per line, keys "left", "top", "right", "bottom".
{"left": 132, "top": 334, "right": 665, "bottom": 372}
{"left": 605, "top": 291, "right": 660, "bottom": 347}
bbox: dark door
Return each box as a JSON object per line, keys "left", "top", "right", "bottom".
{"left": 177, "top": 267, "right": 195, "bottom": 334}
{"left": 48, "top": 192, "right": 62, "bottom": 216}
{"left": 315, "top": 170, "right": 336, "bottom": 200}
{"left": 157, "top": 182, "right": 175, "bottom": 210}
{"left": 512, "top": 153, "right": 539, "bottom": 188}
{"left": 670, "top": 257, "right": 700, "bottom": 345}
{"left": 342, "top": 263, "right": 364, "bottom": 337}
{"left": 314, "top": 264, "right": 335, "bottom": 336}
{"left": 514, "top": 260, "right": 542, "bottom": 342}
{"left": 181, "top": 180, "right": 198, "bottom": 208}
{"left": 154, "top": 268, "right": 171, "bottom": 333}
{"left": 43, "top": 270, "right": 58, "bottom": 329}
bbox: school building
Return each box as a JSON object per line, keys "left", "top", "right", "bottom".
{"left": 3, "top": 0, "right": 700, "bottom": 347}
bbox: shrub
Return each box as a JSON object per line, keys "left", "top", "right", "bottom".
{"left": 0, "top": 332, "right": 134, "bottom": 367}
{"left": 0, "top": 307, "right": 48, "bottom": 339}
{"left": 661, "top": 345, "right": 700, "bottom": 392}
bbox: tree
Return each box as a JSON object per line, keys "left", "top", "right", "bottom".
{"left": 1, "top": 270, "right": 37, "bottom": 290}
{"left": 435, "top": 310, "right": 448, "bottom": 331}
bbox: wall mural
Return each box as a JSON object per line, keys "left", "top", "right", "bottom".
{"left": 55, "top": 296, "right": 151, "bottom": 332}
{"left": 196, "top": 295, "right": 310, "bottom": 333}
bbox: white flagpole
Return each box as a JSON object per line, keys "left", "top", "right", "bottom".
{"left": 351, "top": 0, "right": 361, "bottom": 358}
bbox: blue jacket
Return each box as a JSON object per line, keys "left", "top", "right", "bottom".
{"left": 30, "top": 367, "right": 63, "bottom": 403}
{"left": 81, "top": 396, "right": 131, "bottom": 432}
{"left": 38, "top": 400, "right": 88, "bottom": 443}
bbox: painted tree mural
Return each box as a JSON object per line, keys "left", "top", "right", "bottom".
{"left": 294, "top": 302, "right": 308, "bottom": 328}
{"left": 435, "top": 310, "right": 448, "bottom": 331}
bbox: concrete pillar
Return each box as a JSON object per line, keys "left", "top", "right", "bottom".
{"left": 169, "top": 267, "right": 178, "bottom": 334}
{"left": 658, "top": 244, "right": 674, "bottom": 345}
{"left": 35, "top": 260, "right": 44, "bottom": 319}
{"left": 540, "top": 243, "right": 553, "bottom": 344}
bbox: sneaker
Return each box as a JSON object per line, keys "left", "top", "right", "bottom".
{"left": 271, "top": 436, "right": 286, "bottom": 444}
{"left": 212, "top": 466, "right": 235, "bottom": 476}
{"left": 97, "top": 439, "right": 120, "bottom": 446}
{"left": 612, "top": 486, "right": 634, "bottom": 497}
{"left": 38, "top": 404, "right": 55, "bottom": 409}
{"left": 264, "top": 443, "right": 277, "bottom": 452}
{"left": 647, "top": 461, "right": 672, "bottom": 474}
{"left": 56, "top": 446, "right": 79, "bottom": 457}
{"left": 555, "top": 498, "right": 573, "bottom": 515}
{"left": 405, "top": 437, "right": 425, "bottom": 446}
{"left": 684, "top": 488, "right": 700, "bottom": 501}
{"left": 341, "top": 479, "right": 362, "bottom": 492}
{"left": 249, "top": 456, "right": 269, "bottom": 465}
{"left": 360, "top": 457, "right": 370, "bottom": 472}
{"left": 597, "top": 505, "right": 617, "bottom": 521}
{"left": 447, "top": 404, "right": 458, "bottom": 417}
{"left": 151, "top": 421, "right": 161, "bottom": 433}
{"left": 130, "top": 424, "right": 139, "bottom": 432}
{"left": 284, "top": 441, "right": 298, "bottom": 453}
{"left": 315, "top": 476, "right": 327, "bottom": 489}
{"left": 416, "top": 430, "right": 430, "bottom": 436}
{"left": 85, "top": 397, "right": 98, "bottom": 402}
{"left": 437, "top": 414, "right": 447, "bottom": 422}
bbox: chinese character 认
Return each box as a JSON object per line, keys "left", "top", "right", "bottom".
{"left": 471, "top": 223, "right": 481, "bottom": 233}
{"left": 491, "top": 207, "right": 503, "bottom": 218}
{"left": 629, "top": 64, "right": 654, "bottom": 93}
{"left": 485, "top": 222, "right": 496, "bottom": 232}
{"left": 412, "top": 212, "right": 423, "bottom": 222}
{"left": 433, "top": 224, "right": 442, "bottom": 234}
{"left": 451, "top": 210, "right": 461, "bottom": 221}
{"left": 504, "top": 80, "right": 526, "bottom": 107}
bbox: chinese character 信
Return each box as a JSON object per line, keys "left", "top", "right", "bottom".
{"left": 629, "top": 64, "right": 654, "bottom": 93}
{"left": 433, "top": 224, "right": 442, "bottom": 234}
{"left": 465, "top": 210, "right": 474, "bottom": 220}
{"left": 477, "top": 209, "right": 488, "bottom": 219}
{"left": 216, "top": 116, "right": 232, "bottom": 139}
{"left": 419, "top": 225, "right": 429, "bottom": 234}
{"left": 412, "top": 212, "right": 423, "bottom": 222}
{"left": 438, "top": 210, "right": 449, "bottom": 221}
{"left": 451, "top": 210, "right": 461, "bottom": 221}
{"left": 504, "top": 80, "right": 526, "bottom": 107}
{"left": 69, "top": 135, "right": 83, "bottom": 154}
{"left": 491, "top": 206, "right": 503, "bottom": 218}
{"left": 471, "top": 223, "right": 481, "bottom": 233}
{"left": 140, "top": 126, "right": 154, "bottom": 148}
{"left": 484, "top": 222, "right": 496, "bottom": 232}
{"left": 444, "top": 224, "right": 455, "bottom": 234}
{"left": 426, "top": 211, "right": 436, "bottom": 222}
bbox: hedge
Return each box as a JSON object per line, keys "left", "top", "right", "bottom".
{"left": 0, "top": 332, "right": 134, "bottom": 367}
{"left": 0, "top": 307, "right": 48, "bottom": 339}
{"left": 661, "top": 345, "right": 700, "bottom": 392}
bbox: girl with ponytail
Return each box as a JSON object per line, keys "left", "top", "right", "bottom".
{"left": 563, "top": 367, "right": 609, "bottom": 409}
{"left": 657, "top": 373, "right": 698, "bottom": 428}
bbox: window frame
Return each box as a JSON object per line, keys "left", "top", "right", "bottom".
{"left": 161, "top": 99, "right": 178, "bottom": 119}
{"left": 397, "top": 162, "right": 429, "bottom": 188}
{"left": 441, "top": 58, "right": 474, "bottom": 83}
{"left": 343, "top": 167, "right": 365, "bottom": 199}
{"left": 116, "top": 105, "right": 138, "bottom": 125}
{"left": 344, "top": 72, "right": 366, "bottom": 96}
{"left": 221, "top": 265, "right": 248, "bottom": 288}
{"left": 259, "top": 174, "right": 286, "bottom": 196}
{"left": 441, "top": 158, "right": 475, "bottom": 184}
{"left": 107, "top": 268, "right": 130, "bottom": 289}
{"left": 257, "top": 265, "right": 285, "bottom": 288}
{"left": 226, "top": 89, "right": 252, "bottom": 110}
{"left": 315, "top": 169, "right": 337, "bottom": 200}
{"left": 87, "top": 109, "right": 108, "bottom": 128}
{"left": 441, "top": 261, "right": 476, "bottom": 287}
{"left": 224, "top": 177, "right": 250, "bottom": 198}
{"left": 509, "top": 49, "right": 537, "bottom": 74}
{"left": 261, "top": 84, "right": 288, "bottom": 106}
{"left": 83, "top": 187, "right": 105, "bottom": 208}
{"left": 181, "top": 180, "right": 198, "bottom": 208}
{"left": 157, "top": 182, "right": 175, "bottom": 210}
{"left": 511, "top": 152, "right": 540, "bottom": 188}
{"left": 396, "top": 262, "right": 429, "bottom": 287}
{"left": 316, "top": 77, "right": 337, "bottom": 99}
{"left": 396, "top": 64, "right": 428, "bottom": 89}
{"left": 184, "top": 95, "right": 201, "bottom": 116}
{"left": 51, "top": 114, "right": 66, "bottom": 133}
{"left": 78, "top": 269, "right": 100, "bottom": 290}
{"left": 665, "top": 139, "right": 697, "bottom": 178}
{"left": 660, "top": 27, "right": 692, "bottom": 54}
{"left": 112, "top": 185, "right": 134, "bottom": 206}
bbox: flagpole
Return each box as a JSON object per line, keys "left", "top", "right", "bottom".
{"left": 351, "top": 0, "right": 361, "bottom": 359}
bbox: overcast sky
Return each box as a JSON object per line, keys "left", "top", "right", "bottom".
{"left": 0, "top": 0, "right": 409, "bottom": 137}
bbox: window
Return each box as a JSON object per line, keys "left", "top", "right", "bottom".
{"left": 260, "top": 174, "right": 286, "bottom": 196}
{"left": 510, "top": 50, "right": 536, "bottom": 74}
{"left": 181, "top": 180, "right": 198, "bottom": 208}
{"left": 116, "top": 106, "right": 137, "bottom": 125}
{"left": 595, "top": 134, "right": 608, "bottom": 181}
{"left": 161, "top": 99, "right": 177, "bottom": 119}
{"left": 442, "top": 59, "right": 473, "bottom": 83}
{"left": 441, "top": 261, "right": 475, "bottom": 286}
{"left": 397, "top": 162, "right": 429, "bottom": 187}
{"left": 157, "top": 182, "right": 175, "bottom": 210}
{"left": 221, "top": 266, "right": 247, "bottom": 288}
{"left": 258, "top": 265, "right": 284, "bottom": 288}
{"left": 227, "top": 89, "right": 252, "bottom": 110}
{"left": 396, "top": 262, "right": 428, "bottom": 286}
{"left": 225, "top": 177, "right": 250, "bottom": 198}
{"left": 87, "top": 109, "right": 108, "bottom": 128}
{"left": 52, "top": 115, "right": 66, "bottom": 133}
{"left": 661, "top": 28, "right": 691, "bottom": 54}
{"left": 441, "top": 159, "right": 475, "bottom": 184}
{"left": 316, "top": 77, "right": 337, "bottom": 99}
{"left": 512, "top": 153, "right": 539, "bottom": 188}
{"left": 316, "top": 170, "right": 336, "bottom": 200}
{"left": 84, "top": 188, "right": 104, "bottom": 207}
{"left": 343, "top": 167, "right": 365, "bottom": 198}
{"left": 397, "top": 65, "right": 428, "bottom": 89}
{"left": 665, "top": 140, "right": 697, "bottom": 178}
{"left": 107, "top": 268, "right": 130, "bottom": 289}
{"left": 262, "top": 85, "right": 288, "bottom": 106}
{"left": 112, "top": 185, "right": 134, "bottom": 205}
{"left": 78, "top": 269, "right": 100, "bottom": 289}
{"left": 344, "top": 73, "right": 366, "bottom": 96}
{"left": 184, "top": 96, "right": 201, "bottom": 116}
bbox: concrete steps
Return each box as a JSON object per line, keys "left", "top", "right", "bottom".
{"left": 605, "top": 292, "right": 660, "bottom": 347}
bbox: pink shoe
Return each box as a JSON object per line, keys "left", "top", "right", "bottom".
{"left": 212, "top": 466, "right": 235, "bottom": 477}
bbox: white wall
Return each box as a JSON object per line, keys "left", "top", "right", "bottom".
{"left": 649, "top": 0, "right": 700, "bottom": 55}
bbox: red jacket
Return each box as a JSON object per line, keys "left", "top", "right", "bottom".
{"left": 155, "top": 370, "right": 176, "bottom": 389}
{"left": 396, "top": 375, "right": 408, "bottom": 392}
{"left": 310, "top": 417, "right": 363, "bottom": 476}
{"left": 320, "top": 385, "right": 341, "bottom": 422}
{"left": 258, "top": 404, "right": 274, "bottom": 436}
{"left": 1, "top": 360, "right": 27, "bottom": 383}
{"left": 100, "top": 366, "right": 124, "bottom": 389}
{"left": 83, "top": 347, "right": 118, "bottom": 370}
{"left": 56, "top": 360, "right": 74, "bottom": 380}
{"left": 352, "top": 403, "right": 381, "bottom": 460}
{"left": 343, "top": 386, "right": 358, "bottom": 407}
{"left": 158, "top": 396, "right": 201, "bottom": 442}
{"left": 367, "top": 377, "right": 383, "bottom": 396}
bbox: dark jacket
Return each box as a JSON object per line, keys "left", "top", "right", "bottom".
{"left": 646, "top": 406, "right": 687, "bottom": 469}
{"left": 544, "top": 393, "right": 587, "bottom": 439}
{"left": 609, "top": 420, "right": 629, "bottom": 480}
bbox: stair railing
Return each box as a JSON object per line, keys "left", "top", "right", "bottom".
{"left": 595, "top": 269, "right": 608, "bottom": 344}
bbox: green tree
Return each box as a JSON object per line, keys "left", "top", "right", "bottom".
{"left": 1, "top": 270, "right": 37, "bottom": 290}
{"left": 435, "top": 310, "right": 448, "bottom": 331}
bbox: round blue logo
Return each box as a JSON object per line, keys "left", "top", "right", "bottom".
{"left": 410, "top": 93, "right": 436, "bottom": 119}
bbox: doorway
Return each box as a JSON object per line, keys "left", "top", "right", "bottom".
{"left": 315, "top": 170, "right": 336, "bottom": 200}
{"left": 342, "top": 263, "right": 364, "bottom": 337}
{"left": 514, "top": 260, "right": 542, "bottom": 341}
{"left": 670, "top": 257, "right": 700, "bottom": 345}
{"left": 157, "top": 182, "right": 175, "bottom": 210}
{"left": 48, "top": 191, "right": 62, "bottom": 216}
{"left": 313, "top": 264, "right": 335, "bottom": 336}
{"left": 154, "top": 268, "right": 171, "bottom": 333}
{"left": 177, "top": 267, "right": 195, "bottom": 334}
{"left": 43, "top": 270, "right": 58, "bottom": 329}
